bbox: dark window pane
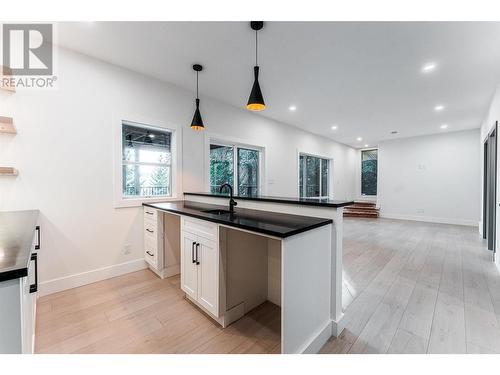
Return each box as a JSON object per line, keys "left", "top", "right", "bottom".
{"left": 210, "top": 144, "right": 234, "bottom": 193}
{"left": 237, "top": 148, "right": 260, "bottom": 197}
{"left": 321, "top": 159, "right": 329, "bottom": 197}
{"left": 299, "top": 155, "right": 329, "bottom": 198}
{"left": 299, "top": 155, "right": 305, "bottom": 197}
{"left": 361, "top": 150, "right": 378, "bottom": 196}
{"left": 307, "top": 156, "right": 320, "bottom": 197}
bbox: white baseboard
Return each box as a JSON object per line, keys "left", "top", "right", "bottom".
{"left": 331, "top": 313, "right": 345, "bottom": 337}
{"left": 380, "top": 213, "right": 478, "bottom": 227}
{"left": 300, "top": 320, "right": 333, "bottom": 354}
{"left": 149, "top": 264, "right": 180, "bottom": 279}
{"left": 39, "top": 258, "right": 147, "bottom": 297}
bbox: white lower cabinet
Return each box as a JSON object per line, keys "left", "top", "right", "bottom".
{"left": 180, "top": 217, "right": 219, "bottom": 318}
{"left": 181, "top": 231, "right": 198, "bottom": 300}
{"left": 0, "top": 234, "right": 38, "bottom": 354}
{"left": 143, "top": 207, "right": 164, "bottom": 273}
{"left": 196, "top": 239, "right": 218, "bottom": 314}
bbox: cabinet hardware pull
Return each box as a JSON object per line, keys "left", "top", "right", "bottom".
{"left": 146, "top": 229, "right": 154, "bottom": 233}
{"left": 29, "top": 253, "right": 38, "bottom": 293}
{"left": 192, "top": 242, "right": 196, "bottom": 263}
{"left": 146, "top": 211, "right": 154, "bottom": 215}
{"left": 35, "top": 225, "right": 41, "bottom": 250}
{"left": 196, "top": 243, "right": 200, "bottom": 265}
{"left": 146, "top": 251, "right": 154, "bottom": 257}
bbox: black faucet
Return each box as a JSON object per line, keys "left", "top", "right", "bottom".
{"left": 219, "top": 183, "right": 237, "bottom": 213}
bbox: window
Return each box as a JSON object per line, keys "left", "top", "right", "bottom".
{"left": 299, "top": 154, "right": 330, "bottom": 198}
{"left": 361, "top": 149, "right": 378, "bottom": 196}
{"left": 122, "top": 121, "right": 172, "bottom": 199}
{"left": 209, "top": 142, "right": 261, "bottom": 197}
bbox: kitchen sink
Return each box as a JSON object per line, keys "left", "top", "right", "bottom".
{"left": 201, "top": 209, "right": 233, "bottom": 215}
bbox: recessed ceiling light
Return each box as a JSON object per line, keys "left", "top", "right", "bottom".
{"left": 421, "top": 62, "right": 437, "bottom": 73}
{"left": 289, "top": 105, "right": 296, "bottom": 111}
{"left": 440, "top": 124, "right": 448, "bottom": 129}
{"left": 331, "top": 125, "right": 338, "bottom": 130}
{"left": 356, "top": 137, "right": 362, "bottom": 141}
{"left": 364, "top": 144, "right": 369, "bottom": 147}
{"left": 434, "top": 105, "right": 445, "bottom": 112}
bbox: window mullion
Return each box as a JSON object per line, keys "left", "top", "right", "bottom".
{"left": 234, "top": 146, "right": 238, "bottom": 195}
{"left": 319, "top": 159, "right": 323, "bottom": 198}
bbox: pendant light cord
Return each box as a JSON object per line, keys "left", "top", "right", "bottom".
{"left": 196, "top": 71, "right": 199, "bottom": 99}
{"left": 255, "top": 29, "right": 258, "bottom": 66}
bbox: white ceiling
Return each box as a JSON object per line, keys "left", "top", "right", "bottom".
{"left": 56, "top": 21, "right": 500, "bottom": 148}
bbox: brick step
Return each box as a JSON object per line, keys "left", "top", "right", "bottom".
{"left": 344, "top": 212, "right": 379, "bottom": 218}
{"left": 346, "top": 205, "right": 379, "bottom": 211}
{"left": 353, "top": 201, "right": 377, "bottom": 207}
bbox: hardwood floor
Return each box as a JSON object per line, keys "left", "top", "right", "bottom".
{"left": 36, "top": 217, "right": 499, "bottom": 354}
{"left": 321, "top": 217, "right": 500, "bottom": 354}
{"left": 35, "top": 272, "right": 280, "bottom": 353}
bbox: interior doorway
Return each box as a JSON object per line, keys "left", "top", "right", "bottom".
{"left": 484, "top": 122, "right": 497, "bottom": 254}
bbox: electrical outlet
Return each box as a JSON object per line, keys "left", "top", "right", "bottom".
{"left": 123, "top": 244, "right": 131, "bottom": 255}
{"left": 416, "top": 208, "right": 425, "bottom": 214}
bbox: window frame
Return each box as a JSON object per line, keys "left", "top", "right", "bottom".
{"left": 297, "top": 151, "right": 333, "bottom": 199}
{"left": 205, "top": 135, "right": 265, "bottom": 196}
{"left": 360, "top": 148, "right": 378, "bottom": 197}
{"left": 113, "top": 115, "right": 182, "bottom": 208}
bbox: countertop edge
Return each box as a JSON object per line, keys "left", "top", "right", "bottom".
{"left": 183, "top": 192, "right": 355, "bottom": 208}
{"left": 142, "top": 202, "right": 333, "bottom": 238}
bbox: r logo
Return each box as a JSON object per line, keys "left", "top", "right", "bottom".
{"left": 2, "top": 24, "right": 53, "bottom": 76}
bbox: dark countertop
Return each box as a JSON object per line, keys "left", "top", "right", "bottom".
{"left": 0, "top": 210, "right": 39, "bottom": 282}
{"left": 143, "top": 201, "right": 332, "bottom": 238}
{"left": 184, "top": 192, "right": 354, "bottom": 208}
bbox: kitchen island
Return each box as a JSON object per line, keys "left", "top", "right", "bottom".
{"left": 0, "top": 210, "right": 40, "bottom": 354}
{"left": 143, "top": 194, "right": 352, "bottom": 354}
{"left": 184, "top": 192, "right": 352, "bottom": 336}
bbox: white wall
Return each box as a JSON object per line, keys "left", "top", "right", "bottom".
{"left": 377, "top": 129, "right": 480, "bottom": 226}
{"left": 0, "top": 47, "right": 357, "bottom": 294}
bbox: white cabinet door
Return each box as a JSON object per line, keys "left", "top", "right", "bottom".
{"left": 197, "top": 238, "right": 219, "bottom": 317}
{"left": 21, "top": 276, "right": 34, "bottom": 354}
{"left": 181, "top": 231, "right": 198, "bottom": 300}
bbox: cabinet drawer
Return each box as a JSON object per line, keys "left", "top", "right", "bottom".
{"left": 144, "top": 220, "right": 158, "bottom": 236}
{"left": 144, "top": 230, "right": 158, "bottom": 249}
{"left": 144, "top": 240, "right": 157, "bottom": 266}
{"left": 182, "top": 216, "right": 218, "bottom": 242}
{"left": 143, "top": 207, "right": 158, "bottom": 221}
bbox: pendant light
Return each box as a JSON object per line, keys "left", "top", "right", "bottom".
{"left": 190, "top": 64, "right": 205, "bottom": 130}
{"left": 247, "top": 21, "right": 266, "bottom": 111}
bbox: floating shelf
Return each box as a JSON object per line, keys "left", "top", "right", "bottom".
{"left": 0, "top": 167, "right": 18, "bottom": 176}
{"left": 0, "top": 116, "right": 16, "bottom": 134}
{"left": 0, "top": 66, "right": 15, "bottom": 93}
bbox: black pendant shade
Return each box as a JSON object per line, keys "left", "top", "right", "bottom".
{"left": 191, "top": 64, "right": 205, "bottom": 130}
{"left": 191, "top": 98, "right": 204, "bottom": 130}
{"left": 247, "top": 21, "right": 266, "bottom": 111}
{"left": 247, "top": 66, "right": 265, "bottom": 111}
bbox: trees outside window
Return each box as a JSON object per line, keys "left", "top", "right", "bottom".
{"left": 361, "top": 149, "right": 377, "bottom": 196}
{"left": 122, "top": 122, "right": 172, "bottom": 198}
{"left": 299, "top": 154, "right": 330, "bottom": 198}
{"left": 210, "top": 142, "right": 261, "bottom": 196}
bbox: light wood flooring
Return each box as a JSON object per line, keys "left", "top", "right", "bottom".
{"left": 321, "top": 217, "right": 500, "bottom": 354}
{"left": 35, "top": 272, "right": 280, "bottom": 353}
{"left": 36, "top": 217, "right": 500, "bottom": 354}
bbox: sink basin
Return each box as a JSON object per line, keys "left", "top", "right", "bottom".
{"left": 201, "top": 209, "right": 233, "bottom": 215}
